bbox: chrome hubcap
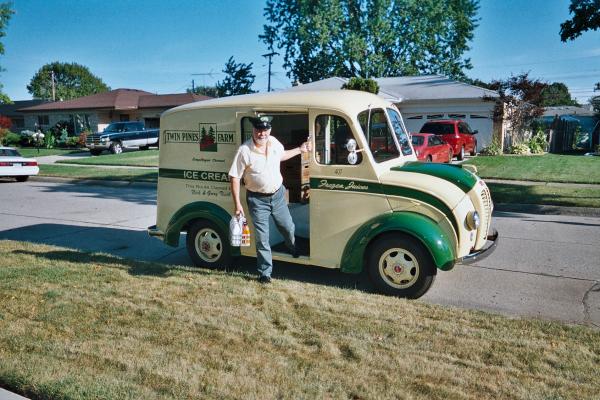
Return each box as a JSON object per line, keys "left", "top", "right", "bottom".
{"left": 378, "top": 248, "right": 419, "bottom": 289}
{"left": 195, "top": 228, "right": 222, "bottom": 263}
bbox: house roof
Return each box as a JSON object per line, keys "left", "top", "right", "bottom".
{"left": 0, "top": 100, "right": 49, "bottom": 115}
{"left": 19, "top": 89, "right": 209, "bottom": 112}
{"left": 138, "top": 93, "right": 211, "bottom": 109}
{"left": 284, "top": 75, "right": 499, "bottom": 102}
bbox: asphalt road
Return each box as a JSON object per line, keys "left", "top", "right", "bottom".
{"left": 1, "top": 179, "right": 599, "bottom": 328}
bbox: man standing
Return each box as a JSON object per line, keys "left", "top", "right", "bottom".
{"left": 228, "top": 116, "right": 311, "bottom": 284}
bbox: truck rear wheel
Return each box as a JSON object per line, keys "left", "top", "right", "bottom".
{"left": 186, "top": 219, "right": 231, "bottom": 269}
{"left": 367, "top": 234, "right": 436, "bottom": 299}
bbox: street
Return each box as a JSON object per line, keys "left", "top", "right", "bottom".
{"left": 1, "top": 179, "right": 599, "bottom": 328}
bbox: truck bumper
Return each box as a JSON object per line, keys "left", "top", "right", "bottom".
{"left": 460, "top": 228, "right": 499, "bottom": 264}
{"left": 85, "top": 144, "right": 110, "bottom": 151}
{"left": 147, "top": 225, "right": 165, "bottom": 241}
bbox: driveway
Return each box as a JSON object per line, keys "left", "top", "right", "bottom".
{"left": 1, "top": 179, "right": 599, "bottom": 328}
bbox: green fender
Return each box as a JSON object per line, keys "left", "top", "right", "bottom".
{"left": 340, "top": 211, "right": 457, "bottom": 274}
{"left": 164, "top": 201, "right": 240, "bottom": 257}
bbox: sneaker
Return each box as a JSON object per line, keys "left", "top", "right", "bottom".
{"left": 258, "top": 275, "right": 272, "bottom": 284}
{"left": 289, "top": 245, "right": 300, "bottom": 258}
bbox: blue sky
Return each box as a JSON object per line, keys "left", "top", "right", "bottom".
{"left": 2, "top": 0, "right": 599, "bottom": 103}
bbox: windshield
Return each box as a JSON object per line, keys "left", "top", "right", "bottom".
{"left": 0, "top": 148, "right": 20, "bottom": 157}
{"left": 105, "top": 123, "right": 125, "bottom": 132}
{"left": 420, "top": 122, "right": 453, "bottom": 135}
{"left": 387, "top": 108, "right": 413, "bottom": 156}
{"left": 357, "top": 108, "right": 400, "bottom": 163}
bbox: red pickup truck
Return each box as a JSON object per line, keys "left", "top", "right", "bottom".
{"left": 419, "top": 120, "right": 477, "bottom": 160}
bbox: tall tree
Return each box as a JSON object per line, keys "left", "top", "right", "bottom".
{"left": 540, "top": 82, "right": 579, "bottom": 106}
{"left": 215, "top": 57, "right": 256, "bottom": 97}
{"left": 560, "top": 0, "right": 600, "bottom": 41}
{"left": 187, "top": 85, "right": 219, "bottom": 98}
{"left": 0, "top": 2, "right": 14, "bottom": 104}
{"left": 27, "top": 62, "right": 110, "bottom": 101}
{"left": 261, "top": 0, "right": 479, "bottom": 83}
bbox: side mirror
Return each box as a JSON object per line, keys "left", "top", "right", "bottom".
{"left": 473, "top": 130, "right": 478, "bottom": 134}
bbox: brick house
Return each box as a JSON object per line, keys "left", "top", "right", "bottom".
{"left": 18, "top": 89, "right": 210, "bottom": 134}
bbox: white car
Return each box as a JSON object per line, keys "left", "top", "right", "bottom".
{"left": 0, "top": 146, "right": 39, "bottom": 182}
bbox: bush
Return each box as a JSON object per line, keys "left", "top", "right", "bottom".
{"left": 509, "top": 142, "right": 531, "bottom": 155}
{"left": 63, "top": 136, "right": 80, "bottom": 148}
{"left": 479, "top": 139, "right": 503, "bottom": 156}
{"left": 2, "top": 132, "right": 22, "bottom": 147}
{"left": 528, "top": 128, "right": 547, "bottom": 154}
{"left": 342, "top": 77, "right": 379, "bottom": 94}
{"left": 44, "top": 130, "right": 56, "bottom": 149}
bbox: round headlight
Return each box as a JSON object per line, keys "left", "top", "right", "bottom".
{"left": 466, "top": 211, "right": 480, "bottom": 230}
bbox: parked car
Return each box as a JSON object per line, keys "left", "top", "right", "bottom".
{"left": 419, "top": 120, "right": 477, "bottom": 160}
{"left": 0, "top": 146, "right": 39, "bottom": 182}
{"left": 411, "top": 133, "right": 453, "bottom": 163}
{"left": 86, "top": 121, "right": 159, "bottom": 155}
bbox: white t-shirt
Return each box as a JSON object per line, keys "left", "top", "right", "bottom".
{"left": 228, "top": 136, "right": 284, "bottom": 194}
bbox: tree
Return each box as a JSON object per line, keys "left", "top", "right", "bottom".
{"left": 215, "top": 57, "right": 256, "bottom": 97}
{"left": 187, "top": 85, "right": 219, "bottom": 98}
{"left": 560, "top": 0, "right": 600, "bottom": 41}
{"left": 485, "top": 73, "right": 547, "bottom": 143}
{"left": 27, "top": 62, "right": 110, "bottom": 101}
{"left": 540, "top": 82, "right": 579, "bottom": 106}
{"left": 0, "top": 2, "right": 14, "bottom": 104}
{"left": 261, "top": 0, "right": 479, "bottom": 83}
{"left": 341, "top": 77, "right": 379, "bottom": 94}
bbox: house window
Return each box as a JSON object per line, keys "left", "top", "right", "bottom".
{"left": 12, "top": 117, "right": 24, "bottom": 129}
{"left": 119, "top": 114, "right": 130, "bottom": 121}
{"left": 406, "top": 115, "right": 423, "bottom": 120}
{"left": 38, "top": 115, "right": 49, "bottom": 126}
{"left": 448, "top": 114, "right": 466, "bottom": 119}
{"left": 426, "top": 114, "right": 444, "bottom": 119}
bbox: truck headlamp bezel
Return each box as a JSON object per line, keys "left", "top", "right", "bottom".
{"left": 466, "top": 211, "right": 480, "bottom": 231}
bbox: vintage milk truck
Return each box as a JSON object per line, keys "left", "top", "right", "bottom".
{"left": 148, "top": 90, "right": 498, "bottom": 298}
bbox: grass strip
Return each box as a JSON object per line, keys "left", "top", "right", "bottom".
{"left": 17, "top": 148, "right": 86, "bottom": 158}
{"left": 39, "top": 164, "right": 157, "bottom": 182}
{"left": 56, "top": 150, "right": 159, "bottom": 167}
{"left": 467, "top": 154, "right": 600, "bottom": 184}
{"left": 488, "top": 182, "right": 600, "bottom": 208}
{"left": 1, "top": 240, "right": 599, "bottom": 400}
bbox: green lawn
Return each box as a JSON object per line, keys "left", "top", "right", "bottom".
{"left": 56, "top": 150, "right": 159, "bottom": 167}
{"left": 1, "top": 239, "right": 598, "bottom": 400}
{"left": 488, "top": 182, "right": 600, "bottom": 208}
{"left": 39, "top": 164, "right": 157, "bottom": 182}
{"left": 16, "top": 148, "right": 87, "bottom": 158}
{"left": 466, "top": 154, "right": 600, "bottom": 184}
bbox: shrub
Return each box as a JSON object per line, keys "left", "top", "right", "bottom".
{"left": 44, "top": 130, "right": 56, "bottom": 149}
{"left": 64, "top": 136, "right": 80, "bottom": 148}
{"left": 2, "top": 132, "right": 22, "bottom": 147}
{"left": 572, "top": 125, "right": 582, "bottom": 150}
{"left": 342, "top": 77, "right": 379, "bottom": 94}
{"left": 479, "top": 139, "right": 503, "bottom": 156}
{"left": 77, "top": 131, "right": 88, "bottom": 147}
{"left": 0, "top": 115, "right": 11, "bottom": 129}
{"left": 528, "top": 128, "right": 547, "bottom": 154}
{"left": 509, "top": 142, "right": 531, "bottom": 155}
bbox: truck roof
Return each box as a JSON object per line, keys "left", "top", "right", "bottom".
{"left": 163, "top": 89, "right": 393, "bottom": 117}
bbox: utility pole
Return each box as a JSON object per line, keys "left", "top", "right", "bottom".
{"left": 192, "top": 79, "right": 195, "bottom": 92}
{"left": 51, "top": 70, "right": 56, "bottom": 101}
{"left": 262, "top": 52, "right": 278, "bottom": 92}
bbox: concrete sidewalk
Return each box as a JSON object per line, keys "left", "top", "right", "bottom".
{"left": 0, "top": 388, "right": 29, "bottom": 400}
{"left": 35, "top": 152, "right": 157, "bottom": 170}
{"left": 485, "top": 178, "right": 600, "bottom": 189}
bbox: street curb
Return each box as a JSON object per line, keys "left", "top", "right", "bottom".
{"left": 30, "top": 175, "right": 157, "bottom": 190}
{"left": 0, "top": 388, "right": 29, "bottom": 400}
{"left": 495, "top": 203, "right": 600, "bottom": 218}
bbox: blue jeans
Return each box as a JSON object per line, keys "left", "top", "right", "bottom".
{"left": 246, "top": 185, "right": 295, "bottom": 278}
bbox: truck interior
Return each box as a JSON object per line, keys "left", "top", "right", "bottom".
{"left": 241, "top": 114, "right": 311, "bottom": 257}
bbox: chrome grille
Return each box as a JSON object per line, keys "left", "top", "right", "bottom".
{"left": 479, "top": 185, "right": 492, "bottom": 241}
{"left": 86, "top": 134, "right": 101, "bottom": 145}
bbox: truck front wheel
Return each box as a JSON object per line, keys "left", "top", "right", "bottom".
{"left": 367, "top": 234, "right": 436, "bottom": 299}
{"left": 110, "top": 142, "right": 123, "bottom": 154}
{"left": 186, "top": 219, "right": 231, "bottom": 269}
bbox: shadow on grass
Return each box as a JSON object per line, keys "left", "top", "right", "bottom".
{"left": 1, "top": 222, "right": 374, "bottom": 293}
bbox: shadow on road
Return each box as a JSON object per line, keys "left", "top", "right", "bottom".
{"left": 31, "top": 181, "right": 157, "bottom": 206}
{"left": 1, "top": 222, "right": 375, "bottom": 293}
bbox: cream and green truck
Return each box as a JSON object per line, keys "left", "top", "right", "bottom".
{"left": 148, "top": 90, "right": 498, "bottom": 298}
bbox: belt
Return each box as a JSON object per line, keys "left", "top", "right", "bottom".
{"left": 247, "top": 187, "right": 280, "bottom": 197}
